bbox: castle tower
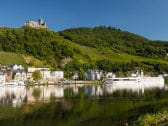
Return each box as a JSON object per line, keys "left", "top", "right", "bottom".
{"left": 38, "top": 18, "right": 44, "bottom": 25}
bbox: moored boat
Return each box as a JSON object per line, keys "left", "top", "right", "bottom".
{"left": 103, "top": 76, "right": 164, "bottom": 89}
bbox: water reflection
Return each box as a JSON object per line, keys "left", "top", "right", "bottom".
{"left": 0, "top": 86, "right": 26, "bottom": 107}
{"left": 0, "top": 83, "right": 165, "bottom": 107}
{"left": 85, "top": 85, "right": 103, "bottom": 96}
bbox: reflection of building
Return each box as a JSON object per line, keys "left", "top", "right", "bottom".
{"left": 85, "top": 86, "right": 103, "bottom": 96}
{"left": 26, "top": 86, "right": 64, "bottom": 103}
{"left": 24, "top": 18, "right": 47, "bottom": 29}
{"left": 0, "top": 86, "right": 27, "bottom": 107}
{"left": 0, "top": 85, "right": 64, "bottom": 107}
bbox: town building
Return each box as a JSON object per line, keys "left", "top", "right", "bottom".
{"left": 105, "top": 72, "right": 115, "bottom": 78}
{"left": 12, "top": 64, "right": 24, "bottom": 71}
{"left": 41, "top": 70, "right": 51, "bottom": 80}
{"left": 0, "top": 64, "right": 26, "bottom": 82}
{"left": 0, "top": 72, "right": 5, "bottom": 83}
{"left": 27, "top": 67, "right": 50, "bottom": 79}
{"left": 50, "top": 70, "right": 64, "bottom": 80}
{"left": 13, "top": 72, "right": 27, "bottom": 81}
{"left": 71, "top": 72, "right": 79, "bottom": 80}
{"left": 85, "top": 70, "right": 103, "bottom": 80}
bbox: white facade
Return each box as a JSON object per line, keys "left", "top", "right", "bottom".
{"left": 0, "top": 73, "right": 5, "bottom": 83}
{"left": 14, "top": 72, "right": 27, "bottom": 81}
{"left": 95, "top": 71, "right": 101, "bottom": 80}
{"left": 85, "top": 70, "right": 103, "bottom": 80}
{"left": 106, "top": 72, "right": 114, "bottom": 78}
{"left": 72, "top": 73, "right": 79, "bottom": 80}
{"left": 27, "top": 67, "right": 50, "bottom": 79}
{"left": 40, "top": 70, "right": 51, "bottom": 79}
{"left": 27, "top": 67, "right": 49, "bottom": 73}
{"left": 50, "top": 71, "right": 64, "bottom": 80}
{"left": 12, "top": 64, "right": 24, "bottom": 71}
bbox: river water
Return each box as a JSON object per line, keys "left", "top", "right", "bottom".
{"left": 0, "top": 84, "right": 167, "bottom": 126}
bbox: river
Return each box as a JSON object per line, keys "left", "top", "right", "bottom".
{"left": 0, "top": 84, "right": 167, "bottom": 126}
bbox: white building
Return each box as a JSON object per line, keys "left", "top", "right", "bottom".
{"left": 0, "top": 72, "right": 5, "bottom": 83}
{"left": 50, "top": 70, "right": 64, "bottom": 80}
{"left": 72, "top": 72, "right": 79, "bottom": 80}
{"left": 12, "top": 64, "right": 24, "bottom": 71}
{"left": 27, "top": 67, "right": 50, "bottom": 79}
{"left": 105, "top": 72, "right": 115, "bottom": 78}
{"left": 40, "top": 70, "right": 50, "bottom": 79}
{"left": 14, "top": 72, "right": 27, "bottom": 81}
{"left": 85, "top": 70, "right": 103, "bottom": 80}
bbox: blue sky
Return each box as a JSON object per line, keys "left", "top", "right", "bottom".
{"left": 0, "top": 0, "right": 168, "bottom": 40}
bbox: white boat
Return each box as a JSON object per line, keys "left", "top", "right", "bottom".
{"left": 104, "top": 77, "right": 141, "bottom": 89}
{"left": 103, "top": 76, "right": 164, "bottom": 89}
{"left": 104, "top": 77, "right": 141, "bottom": 85}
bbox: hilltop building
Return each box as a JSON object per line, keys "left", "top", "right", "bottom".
{"left": 24, "top": 18, "right": 47, "bottom": 29}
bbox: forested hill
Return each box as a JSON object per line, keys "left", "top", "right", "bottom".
{"left": 60, "top": 26, "right": 168, "bottom": 59}
{"left": 0, "top": 26, "right": 168, "bottom": 75}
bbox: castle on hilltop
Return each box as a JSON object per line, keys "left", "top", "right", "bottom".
{"left": 24, "top": 18, "right": 47, "bottom": 29}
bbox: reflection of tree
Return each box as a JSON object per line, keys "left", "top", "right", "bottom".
{"left": 50, "top": 94, "right": 56, "bottom": 102}
{"left": 61, "top": 100, "right": 72, "bottom": 111}
{"left": 32, "top": 88, "right": 41, "bottom": 101}
{"left": 23, "top": 96, "right": 28, "bottom": 103}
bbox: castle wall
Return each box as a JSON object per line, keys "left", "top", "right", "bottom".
{"left": 24, "top": 19, "right": 46, "bottom": 29}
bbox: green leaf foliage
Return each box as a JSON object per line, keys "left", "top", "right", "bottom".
{"left": 32, "top": 70, "right": 42, "bottom": 81}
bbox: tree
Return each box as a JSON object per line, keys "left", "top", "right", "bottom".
{"left": 32, "top": 70, "right": 42, "bottom": 81}
{"left": 79, "top": 68, "right": 85, "bottom": 80}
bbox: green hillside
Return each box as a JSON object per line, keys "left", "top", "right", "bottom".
{"left": 0, "top": 52, "right": 26, "bottom": 65}
{"left": 0, "top": 26, "right": 167, "bottom": 76}
{"left": 60, "top": 26, "right": 168, "bottom": 59}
